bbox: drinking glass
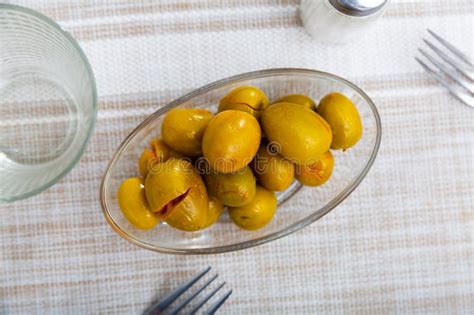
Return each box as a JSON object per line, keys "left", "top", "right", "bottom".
{"left": 0, "top": 4, "right": 97, "bottom": 203}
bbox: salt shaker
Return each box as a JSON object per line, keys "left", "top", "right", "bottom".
{"left": 300, "top": 0, "right": 389, "bottom": 44}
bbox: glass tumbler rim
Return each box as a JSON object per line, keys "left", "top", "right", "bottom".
{"left": 0, "top": 4, "right": 98, "bottom": 203}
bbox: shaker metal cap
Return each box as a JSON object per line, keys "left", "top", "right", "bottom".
{"left": 329, "top": 0, "right": 388, "bottom": 17}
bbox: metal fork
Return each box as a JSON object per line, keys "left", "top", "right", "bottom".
{"left": 416, "top": 29, "right": 473, "bottom": 108}
{"left": 144, "top": 267, "right": 232, "bottom": 315}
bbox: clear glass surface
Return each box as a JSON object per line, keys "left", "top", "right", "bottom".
{"left": 0, "top": 4, "right": 97, "bottom": 202}
{"left": 100, "top": 69, "right": 381, "bottom": 254}
{"left": 300, "top": 0, "right": 388, "bottom": 43}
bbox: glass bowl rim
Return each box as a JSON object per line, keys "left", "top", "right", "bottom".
{"left": 100, "top": 68, "right": 382, "bottom": 255}
{"left": 0, "top": 4, "right": 98, "bottom": 203}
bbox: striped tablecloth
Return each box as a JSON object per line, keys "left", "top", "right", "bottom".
{"left": 1, "top": 0, "right": 473, "bottom": 314}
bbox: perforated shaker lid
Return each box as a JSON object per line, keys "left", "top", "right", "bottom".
{"left": 329, "top": 0, "right": 389, "bottom": 17}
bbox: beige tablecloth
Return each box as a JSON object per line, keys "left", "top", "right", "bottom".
{"left": 1, "top": 0, "right": 473, "bottom": 314}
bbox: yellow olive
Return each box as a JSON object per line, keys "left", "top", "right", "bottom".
{"left": 202, "top": 110, "right": 261, "bottom": 173}
{"left": 138, "top": 148, "right": 156, "bottom": 177}
{"left": 204, "top": 166, "right": 256, "bottom": 207}
{"left": 118, "top": 177, "right": 159, "bottom": 230}
{"left": 317, "top": 92, "right": 362, "bottom": 150}
{"left": 261, "top": 102, "right": 332, "bottom": 164}
{"left": 151, "top": 138, "right": 183, "bottom": 161}
{"left": 272, "top": 94, "right": 316, "bottom": 110}
{"left": 203, "top": 196, "right": 225, "bottom": 228}
{"left": 253, "top": 145, "right": 294, "bottom": 191}
{"left": 163, "top": 180, "right": 209, "bottom": 231}
{"left": 138, "top": 139, "right": 183, "bottom": 177}
{"left": 161, "top": 108, "right": 214, "bottom": 157}
{"left": 145, "top": 159, "right": 208, "bottom": 231}
{"left": 295, "top": 151, "right": 334, "bottom": 186}
{"left": 218, "top": 86, "right": 269, "bottom": 119}
{"left": 228, "top": 185, "right": 277, "bottom": 231}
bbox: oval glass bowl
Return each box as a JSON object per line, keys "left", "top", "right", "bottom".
{"left": 100, "top": 69, "right": 381, "bottom": 254}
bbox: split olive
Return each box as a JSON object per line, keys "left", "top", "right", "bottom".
{"left": 145, "top": 159, "right": 208, "bottom": 231}
{"left": 218, "top": 86, "right": 269, "bottom": 118}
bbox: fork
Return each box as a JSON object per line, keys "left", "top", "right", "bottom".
{"left": 416, "top": 29, "right": 473, "bottom": 108}
{"left": 144, "top": 267, "right": 232, "bottom": 315}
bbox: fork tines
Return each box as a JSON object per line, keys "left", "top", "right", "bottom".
{"left": 416, "top": 29, "right": 473, "bottom": 107}
{"left": 144, "top": 266, "right": 232, "bottom": 315}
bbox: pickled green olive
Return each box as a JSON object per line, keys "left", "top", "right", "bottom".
{"left": 261, "top": 102, "right": 332, "bottom": 164}
{"left": 253, "top": 145, "right": 294, "bottom": 191}
{"left": 202, "top": 110, "right": 261, "bottom": 173}
{"left": 151, "top": 138, "right": 183, "bottom": 161}
{"left": 218, "top": 86, "right": 269, "bottom": 119}
{"left": 228, "top": 185, "right": 277, "bottom": 231}
{"left": 205, "top": 166, "right": 256, "bottom": 207}
{"left": 295, "top": 151, "right": 334, "bottom": 186}
{"left": 138, "top": 138, "right": 182, "bottom": 177}
{"left": 272, "top": 94, "right": 316, "bottom": 110}
{"left": 163, "top": 181, "right": 209, "bottom": 231}
{"left": 161, "top": 108, "right": 214, "bottom": 157}
{"left": 118, "top": 177, "right": 159, "bottom": 230}
{"left": 145, "top": 159, "right": 209, "bottom": 231}
{"left": 317, "top": 92, "right": 362, "bottom": 150}
{"left": 138, "top": 148, "right": 156, "bottom": 177}
{"left": 203, "top": 196, "right": 225, "bottom": 228}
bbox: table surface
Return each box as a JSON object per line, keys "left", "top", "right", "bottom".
{"left": 1, "top": 0, "right": 473, "bottom": 314}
